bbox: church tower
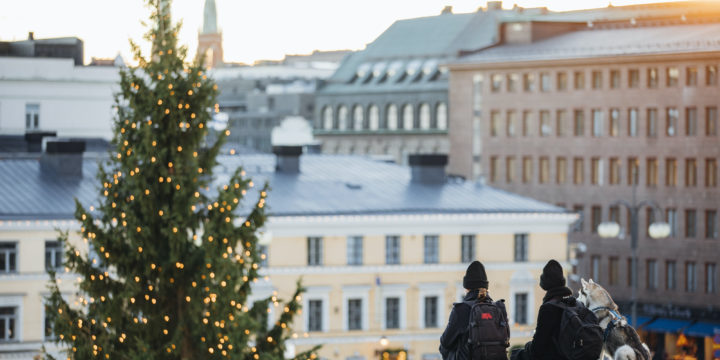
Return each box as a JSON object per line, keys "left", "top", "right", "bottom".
{"left": 197, "top": 0, "right": 223, "bottom": 68}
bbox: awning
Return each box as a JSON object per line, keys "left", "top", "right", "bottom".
{"left": 623, "top": 314, "right": 653, "bottom": 328}
{"left": 684, "top": 321, "right": 720, "bottom": 337}
{"left": 643, "top": 318, "right": 692, "bottom": 333}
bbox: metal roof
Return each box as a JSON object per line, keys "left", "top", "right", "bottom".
{"left": 0, "top": 154, "right": 564, "bottom": 221}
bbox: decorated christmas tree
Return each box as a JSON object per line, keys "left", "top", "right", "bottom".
{"left": 44, "top": 1, "right": 317, "bottom": 359}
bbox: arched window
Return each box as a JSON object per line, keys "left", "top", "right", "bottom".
{"left": 368, "top": 105, "right": 379, "bottom": 130}
{"left": 386, "top": 104, "right": 398, "bottom": 130}
{"left": 402, "top": 104, "right": 414, "bottom": 130}
{"left": 353, "top": 105, "right": 364, "bottom": 131}
{"left": 322, "top": 106, "right": 334, "bottom": 130}
{"left": 436, "top": 102, "right": 448, "bottom": 130}
{"left": 337, "top": 105, "right": 348, "bottom": 130}
{"left": 419, "top": 103, "right": 431, "bottom": 130}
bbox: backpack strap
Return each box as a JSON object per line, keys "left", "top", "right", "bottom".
{"left": 590, "top": 306, "right": 623, "bottom": 343}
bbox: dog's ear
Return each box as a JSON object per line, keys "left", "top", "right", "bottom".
{"left": 589, "top": 278, "right": 596, "bottom": 285}
{"left": 581, "top": 278, "right": 589, "bottom": 289}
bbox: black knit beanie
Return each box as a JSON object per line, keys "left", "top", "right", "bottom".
{"left": 540, "top": 259, "right": 566, "bottom": 290}
{"left": 463, "top": 261, "right": 489, "bottom": 289}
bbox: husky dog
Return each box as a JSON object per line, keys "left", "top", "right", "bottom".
{"left": 577, "top": 279, "right": 651, "bottom": 360}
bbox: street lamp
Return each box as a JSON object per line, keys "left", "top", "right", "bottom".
{"left": 597, "top": 199, "right": 670, "bottom": 328}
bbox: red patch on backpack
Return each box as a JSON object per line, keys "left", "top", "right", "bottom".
{"left": 481, "top": 313, "right": 493, "bottom": 320}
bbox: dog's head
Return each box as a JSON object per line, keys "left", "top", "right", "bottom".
{"left": 578, "top": 278, "right": 617, "bottom": 310}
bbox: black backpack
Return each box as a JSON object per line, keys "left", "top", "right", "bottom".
{"left": 547, "top": 298, "right": 603, "bottom": 360}
{"left": 463, "top": 299, "right": 510, "bottom": 360}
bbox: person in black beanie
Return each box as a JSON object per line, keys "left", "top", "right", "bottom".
{"left": 440, "top": 261, "right": 508, "bottom": 360}
{"left": 511, "top": 259, "right": 575, "bottom": 360}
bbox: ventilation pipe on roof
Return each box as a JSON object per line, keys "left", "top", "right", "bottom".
{"left": 25, "top": 131, "right": 57, "bottom": 152}
{"left": 441, "top": 6, "right": 453, "bottom": 14}
{"left": 409, "top": 154, "right": 447, "bottom": 184}
{"left": 40, "top": 139, "right": 86, "bottom": 178}
{"left": 273, "top": 145, "right": 302, "bottom": 173}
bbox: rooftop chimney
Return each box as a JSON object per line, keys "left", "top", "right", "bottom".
{"left": 487, "top": 1, "right": 503, "bottom": 11}
{"left": 24, "top": 131, "right": 57, "bottom": 152}
{"left": 409, "top": 154, "right": 448, "bottom": 184}
{"left": 441, "top": 6, "right": 453, "bottom": 14}
{"left": 40, "top": 140, "right": 86, "bottom": 178}
{"left": 273, "top": 145, "right": 302, "bottom": 173}
{"left": 28, "top": 32, "right": 34, "bottom": 41}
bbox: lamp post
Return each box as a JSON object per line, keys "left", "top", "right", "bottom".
{"left": 597, "top": 199, "right": 670, "bottom": 328}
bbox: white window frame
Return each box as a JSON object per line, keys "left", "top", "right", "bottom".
{"left": 0, "top": 295, "right": 23, "bottom": 342}
{"left": 303, "top": 286, "right": 330, "bottom": 333}
{"left": 342, "top": 285, "right": 370, "bottom": 331}
{"left": 0, "top": 242, "right": 17, "bottom": 273}
{"left": 307, "top": 236, "right": 323, "bottom": 266}
{"left": 417, "top": 283, "right": 445, "bottom": 330}
{"left": 347, "top": 236, "right": 363, "bottom": 266}
{"left": 25, "top": 103, "right": 40, "bottom": 130}
{"left": 461, "top": 234, "right": 475, "bottom": 263}
{"left": 45, "top": 240, "right": 63, "bottom": 273}
{"left": 385, "top": 235, "right": 400, "bottom": 265}
{"left": 509, "top": 270, "right": 536, "bottom": 326}
{"left": 423, "top": 235, "right": 439, "bottom": 264}
{"left": 380, "top": 284, "right": 408, "bottom": 330}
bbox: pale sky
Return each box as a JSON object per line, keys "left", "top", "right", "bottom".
{"left": 0, "top": 0, "right": 687, "bottom": 65}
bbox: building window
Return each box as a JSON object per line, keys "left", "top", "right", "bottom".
{"left": 707, "top": 65, "right": 718, "bottom": 85}
{"left": 628, "top": 69, "right": 639, "bottom": 88}
{"left": 461, "top": 235, "right": 475, "bottom": 263}
{"left": 44, "top": 306, "right": 56, "bottom": 340}
{"left": 666, "top": 67, "right": 679, "bottom": 86}
{"left": 647, "top": 259, "right": 658, "bottom": 290}
{"left": 686, "top": 262, "right": 697, "bottom": 292}
{"left": 666, "top": 107, "right": 679, "bottom": 136}
{"left": 0, "top": 243, "right": 17, "bottom": 273}
{"left": 686, "top": 209, "right": 697, "bottom": 238}
{"left": 424, "top": 235, "right": 439, "bottom": 264}
{"left": 666, "top": 261, "right": 676, "bottom": 290}
{"left": 574, "top": 71, "right": 585, "bottom": 90}
{"left": 556, "top": 110, "right": 566, "bottom": 137}
{"left": 348, "top": 299, "right": 363, "bottom": 330}
{"left": 666, "top": 208, "right": 678, "bottom": 237}
{"left": 706, "top": 263, "right": 717, "bottom": 294}
{"left": 347, "top": 236, "right": 363, "bottom": 265}
{"left": 307, "top": 237, "right": 323, "bottom": 266}
{"left": 513, "top": 234, "right": 528, "bottom": 262}
{"left": 557, "top": 72, "right": 567, "bottom": 91}
{"left": 707, "top": 210, "right": 718, "bottom": 239}
{"left": 609, "top": 257, "right": 619, "bottom": 286}
{"left": 419, "top": 103, "right": 431, "bottom": 130}
{"left": 540, "top": 72, "right": 551, "bottom": 92}
{"left": 402, "top": 104, "right": 414, "bottom": 130}
{"left": 308, "top": 300, "right": 323, "bottom": 332}
{"left": 573, "top": 205, "right": 584, "bottom": 233}
{"left": 574, "top": 110, "right": 584, "bottom": 136}
{"left": 473, "top": 74, "right": 484, "bottom": 115}
{"left": 25, "top": 103, "right": 40, "bottom": 130}
{"left": 628, "top": 157, "right": 639, "bottom": 185}
{"left": 646, "top": 208, "right": 657, "bottom": 237}
{"left": 573, "top": 157, "right": 584, "bottom": 185}
{"left": 523, "top": 73, "right": 535, "bottom": 92}
{"left": 507, "top": 73, "right": 519, "bottom": 92}
{"left": 592, "top": 109, "right": 603, "bottom": 137}
{"left": 386, "top": 104, "right": 398, "bottom": 130}
{"left": 590, "top": 158, "right": 602, "bottom": 185}
{"left": 556, "top": 157, "right": 567, "bottom": 184}
{"left": 45, "top": 240, "right": 63, "bottom": 272}
{"left": 424, "top": 296, "right": 439, "bottom": 328}
{"left": 385, "top": 297, "right": 400, "bottom": 329}
{"left": 591, "top": 206, "right": 602, "bottom": 234}
{"left": 258, "top": 245, "right": 268, "bottom": 267}
{"left": 539, "top": 110, "right": 551, "bottom": 136}
{"left": 609, "top": 158, "right": 621, "bottom": 185}
{"left": 623, "top": 108, "right": 637, "bottom": 137}
{"left": 647, "top": 158, "right": 658, "bottom": 186}
{"left": 647, "top": 108, "right": 658, "bottom": 137}
{"left": 506, "top": 156, "right": 516, "bottom": 183}
{"left": 368, "top": 105, "right": 380, "bottom": 130}
{"left": 506, "top": 111, "right": 517, "bottom": 137}
{"left": 491, "top": 74, "right": 503, "bottom": 92}
{"left": 687, "top": 66, "right": 698, "bottom": 86}
{"left": 522, "top": 157, "right": 532, "bottom": 184}
{"left": 685, "top": 159, "right": 697, "bottom": 187}
{"left": 522, "top": 111, "right": 531, "bottom": 136}
{"left": 609, "top": 108, "right": 620, "bottom": 136}
{"left": 592, "top": 70, "right": 603, "bottom": 89}
{"left": 0, "top": 307, "right": 17, "bottom": 341}
{"left": 666, "top": 158, "right": 677, "bottom": 186}
{"left": 707, "top": 106, "right": 718, "bottom": 136}
{"left": 353, "top": 105, "right": 364, "bottom": 131}
{"left": 514, "top": 293, "right": 528, "bottom": 325}
{"left": 490, "top": 156, "right": 499, "bottom": 183}
{"left": 591, "top": 255, "right": 601, "bottom": 282}
{"left": 436, "top": 102, "right": 448, "bottom": 130}
{"left": 386, "top": 236, "right": 400, "bottom": 265}
{"left": 610, "top": 70, "right": 620, "bottom": 89}
{"left": 490, "top": 111, "right": 501, "bottom": 137}
{"left": 706, "top": 159, "right": 717, "bottom": 187}
{"left": 647, "top": 68, "right": 658, "bottom": 88}
{"left": 322, "top": 106, "right": 334, "bottom": 130}
{"left": 539, "top": 157, "right": 549, "bottom": 184}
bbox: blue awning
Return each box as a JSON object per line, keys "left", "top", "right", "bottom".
{"left": 643, "top": 318, "right": 692, "bottom": 333}
{"left": 685, "top": 321, "right": 720, "bottom": 337}
{"left": 623, "top": 314, "right": 653, "bottom": 328}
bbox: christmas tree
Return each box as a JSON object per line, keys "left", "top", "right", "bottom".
{"left": 44, "top": 1, "right": 317, "bottom": 359}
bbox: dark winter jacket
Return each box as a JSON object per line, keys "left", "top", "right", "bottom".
{"left": 511, "top": 286, "right": 573, "bottom": 360}
{"left": 440, "top": 290, "right": 501, "bottom": 359}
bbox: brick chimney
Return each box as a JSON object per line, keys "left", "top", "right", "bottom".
{"left": 409, "top": 154, "right": 448, "bottom": 184}
{"left": 273, "top": 145, "right": 302, "bottom": 173}
{"left": 40, "top": 140, "right": 86, "bottom": 178}
{"left": 441, "top": 6, "right": 453, "bottom": 14}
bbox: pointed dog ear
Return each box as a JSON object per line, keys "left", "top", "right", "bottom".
{"left": 589, "top": 278, "right": 596, "bottom": 285}
{"left": 581, "top": 278, "right": 588, "bottom": 288}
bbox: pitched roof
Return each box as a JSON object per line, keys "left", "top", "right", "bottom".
{"left": 0, "top": 154, "right": 564, "bottom": 221}
{"left": 455, "top": 22, "right": 720, "bottom": 65}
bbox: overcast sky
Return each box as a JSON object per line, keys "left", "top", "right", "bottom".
{"left": 0, "top": 0, "right": 686, "bottom": 65}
